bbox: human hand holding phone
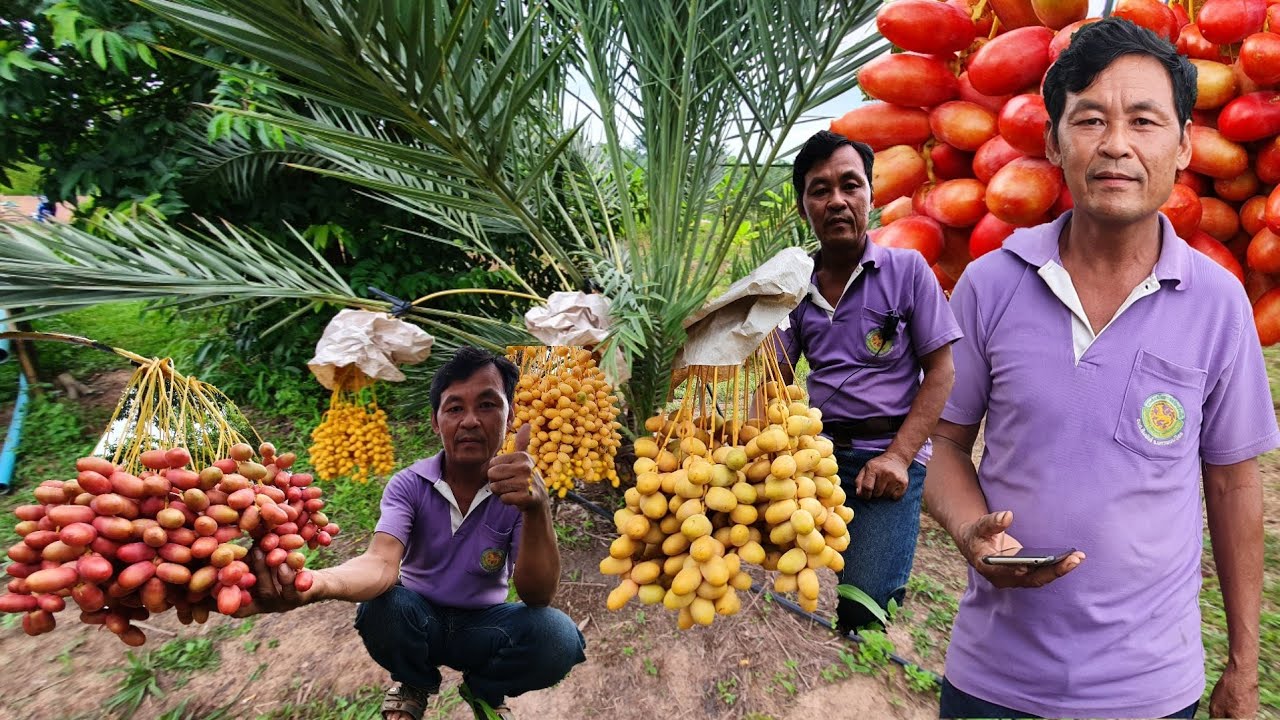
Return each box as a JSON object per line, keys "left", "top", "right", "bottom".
{"left": 959, "top": 510, "right": 1085, "bottom": 589}
{"left": 982, "top": 547, "right": 1077, "bottom": 567}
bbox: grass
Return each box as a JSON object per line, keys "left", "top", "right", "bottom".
{"left": 0, "top": 301, "right": 211, "bottom": 402}
{"left": 1266, "top": 346, "right": 1280, "bottom": 405}
{"left": 1196, "top": 523, "right": 1280, "bottom": 719}
{"left": 258, "top": 686, "right": 384, "bottom": 720}
{"left": 104, "top": 636, "right": 224, "bottom": 717}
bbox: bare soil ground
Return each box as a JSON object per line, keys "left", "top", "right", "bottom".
{"left": 0, "top": 501, "right": 960, "bottom": 720}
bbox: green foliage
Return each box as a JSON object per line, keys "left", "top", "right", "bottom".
{"left": 835, "top": 583, "right": 889, "bottom": 627}
{"left": 0, "top": 161, "right": 41, "bottom": 194}
{"left": 19, "top": 394, "right": 88, "bottom": 459}
{"left": 1197, "top": 531, "right": 1280, "bottom": 719}
{"left": 1, "top": 0, "right": 889, "bottom": 437}
{"left": 715, "top": 675, "right": 739, "bottom": 705}
{"left": 904, "top": 663, "right": 940, "bottom": 695}
{"left": 152, "top": 636, "right": 221, "bottom": 681}
{"left": 836, "top": 629, "right": 896, "bottom": 677}
{"left": 259, "top": 687, "right": 384, "bottom": 720}
{"left": 105, "top": 652, "right": 164, "bottom": 718}
{"left": 0, "top": 0, "right": 221, "bottom": 210}
{"left": 103, "top": 624, "right": 256, "bottom": 717}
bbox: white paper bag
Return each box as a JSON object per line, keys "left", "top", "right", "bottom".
{"left": 307, "top": 309, "right": 434, "bottom": 390}
{"left": 673, "top": 247, "right": 814, "bottom": 369}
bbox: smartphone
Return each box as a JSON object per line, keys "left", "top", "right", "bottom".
{"left": 981, "top": 547, "right": 1076, "bottom": 567}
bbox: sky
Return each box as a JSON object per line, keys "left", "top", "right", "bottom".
{"left": 565, "top": 0, "right": 1112, "bottom": 158}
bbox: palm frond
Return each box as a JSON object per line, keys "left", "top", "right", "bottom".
{"left": 0, "top": 216, "right": 362, "bottom": 324}
{"left": 180, "top": 122, "right": 325, "bottom": 201}
{"left": 10, "top": 0, "right": 888, "bottom": 430}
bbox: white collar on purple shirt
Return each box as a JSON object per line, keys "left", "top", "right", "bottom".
{"left": 1001, "top": 211, "right": 1193, "bottom": 364}
{"left": 408, "top": 452, "right": 492, "bottom": 536}
{"left": 1002, "top": 210, "right": 1193, "bottom": 290}
{"left": 804, "top": 239, "right": 886, "bottom": 317}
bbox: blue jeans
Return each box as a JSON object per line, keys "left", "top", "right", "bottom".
{"left": 939, "top": 678, "right": 1199, "bottom": 718}
{"left": 355, "top": 585, "right": 587, "bottom": 706}
{"left": 834, "top": 447, "right": 927, "bottom": 630}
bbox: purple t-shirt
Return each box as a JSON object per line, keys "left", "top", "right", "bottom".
{"left": 942, "top": 211, "right": 1280, "bottom": 718}
{"left": 375, "top": 452, "right": 523, "bottom": 610}
{"left": 776, "top": 240, "right": 962, "bottom": 464}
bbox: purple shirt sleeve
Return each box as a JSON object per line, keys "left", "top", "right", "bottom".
{"left": 373, "top": 471, "right": 418, "bottom": 548}
{"left": 941, "top": 269, "right": 991, "bottom": 426}
{"left": 1199, "top": 300, "right": 1280, "bottom": 465}
{"left": 908, "top": 252, "right": 963, "bottom": 357}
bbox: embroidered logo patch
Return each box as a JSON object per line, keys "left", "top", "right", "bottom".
{"left": 1139, "top": 392, "right": 1186, "bottom": 445}
{"left": 479, "top": 547, "right": 507, "bottom": 573}
{"left": 865, "top": 328, "right": 892, "bottom": 355}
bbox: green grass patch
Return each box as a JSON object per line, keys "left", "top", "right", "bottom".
{"left": 0, "top": 301, "right": 216, "bottom": 408}
{"left": 105, "top": 636, "right": 224, "bottom": 717}
{"left": 1266, "top": 346, "right": 1280, "bottom": 407}
{"left": 259, "top": 685, "right": 464, "bottom": 720}
{"left": 1197, "top": 529, "right": 1280, "bottom": 719}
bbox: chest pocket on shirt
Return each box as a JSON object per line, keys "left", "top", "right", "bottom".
{"left": 854, "top": 307, "right": 907, "bottom": 365}
{"left": 1113, "top": 350, "right": 1206, "bottom": 461}
{"left": 467, "top": 523, "right": 513, "bottom": 576}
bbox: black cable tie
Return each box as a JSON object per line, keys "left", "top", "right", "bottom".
{"left": 367, "top": 286, "right": 415, "bottom": 318}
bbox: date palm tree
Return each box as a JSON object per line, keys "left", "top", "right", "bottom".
{"left": 0, "top": 0, "right": 885, "bottom": 431}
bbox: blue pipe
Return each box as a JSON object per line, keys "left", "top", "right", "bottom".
{"left": 0, "top": 374, "right": 28, "bottom": 494}
{"left": 0, "top": 310, "right": 30, "bottom": 494}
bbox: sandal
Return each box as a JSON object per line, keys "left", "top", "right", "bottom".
{"left": 458, "top": 682, "right": 514, "bottom": 720}
{"left": 381, "top": 683, "right": 432, "bottom": 720}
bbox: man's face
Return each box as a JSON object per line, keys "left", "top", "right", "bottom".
{"left": 431, "top": 364, "right": 513, "bottom": 467}
{"left": 799, "top": 144, "right": 871, "bottom": 250}
{"left": 1046, "top": 54, "right": 1192, "bottom": 227}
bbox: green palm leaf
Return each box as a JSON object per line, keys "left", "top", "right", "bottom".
{"left": 2, "top": 0, "right": 887, "bottom": 430}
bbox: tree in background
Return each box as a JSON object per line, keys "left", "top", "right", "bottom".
{"left": 0, "top": 0, "right": 886, "bottom": 433}
{"left": 0, "top": 0, "right": 552, "bottom": 400}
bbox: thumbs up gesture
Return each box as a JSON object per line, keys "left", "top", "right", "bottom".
{"left": 488, "top": 424, "right": 547, "bottom": 512}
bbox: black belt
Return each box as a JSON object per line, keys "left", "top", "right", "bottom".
{"left": 823, "top": 417, "right": 907, "bottom": 443}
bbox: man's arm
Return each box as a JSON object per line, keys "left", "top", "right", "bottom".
{"left": 511, "top": 503, "right": 560, "bottom": 607}
{"left": 489, "top": 425, "right": 561, "bottom": 607}
{"left": 242, "top": 531, "right": 404, "bottom": 614}
{"left": 1204, "top": 459, "right": 1264, "bottom": 718}
{"left": 857, "top": 345, "right": 955, "bottom": 499}
{"left": 923, "top": 420, "right": 988, "bottom": 540}
{"left": 926, "top": 420, "right": 1084, "bottom": 588}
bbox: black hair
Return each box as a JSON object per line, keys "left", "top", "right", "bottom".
{"left": 792, "top": 130, "right": 876, "bottom": 200}
{"left": 1043, "top": 17, "right": 1197, "bottom": 140}
{"left": 429, "top": 345, "right": 520, "bottom": 415}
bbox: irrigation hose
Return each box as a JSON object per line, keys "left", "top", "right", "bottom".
{"left": 563, "top": 489, "right": 943, "bottom": 684}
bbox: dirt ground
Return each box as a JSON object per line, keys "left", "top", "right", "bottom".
{"left": 0, "top": 499, "right": 958, "bottom": 720}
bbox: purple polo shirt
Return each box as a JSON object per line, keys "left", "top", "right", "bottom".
{"left": 942, "top": 211, "right": 1280, "bottom": 717}
{"left": 375, "top": 452, "right": 523, "bottom": 610}
{"left": 776, "top": 240, "right": 962, "bottom": 464}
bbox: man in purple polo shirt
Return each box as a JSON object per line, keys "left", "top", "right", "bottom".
{"left": 776, "top": 130, "right": 961, "bottom": 631}
{"left": 240, "top": 346, "right": 586, "bottom": 720}
{"left": 927, "top": 19, "right": 1276, "bottom": 719}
